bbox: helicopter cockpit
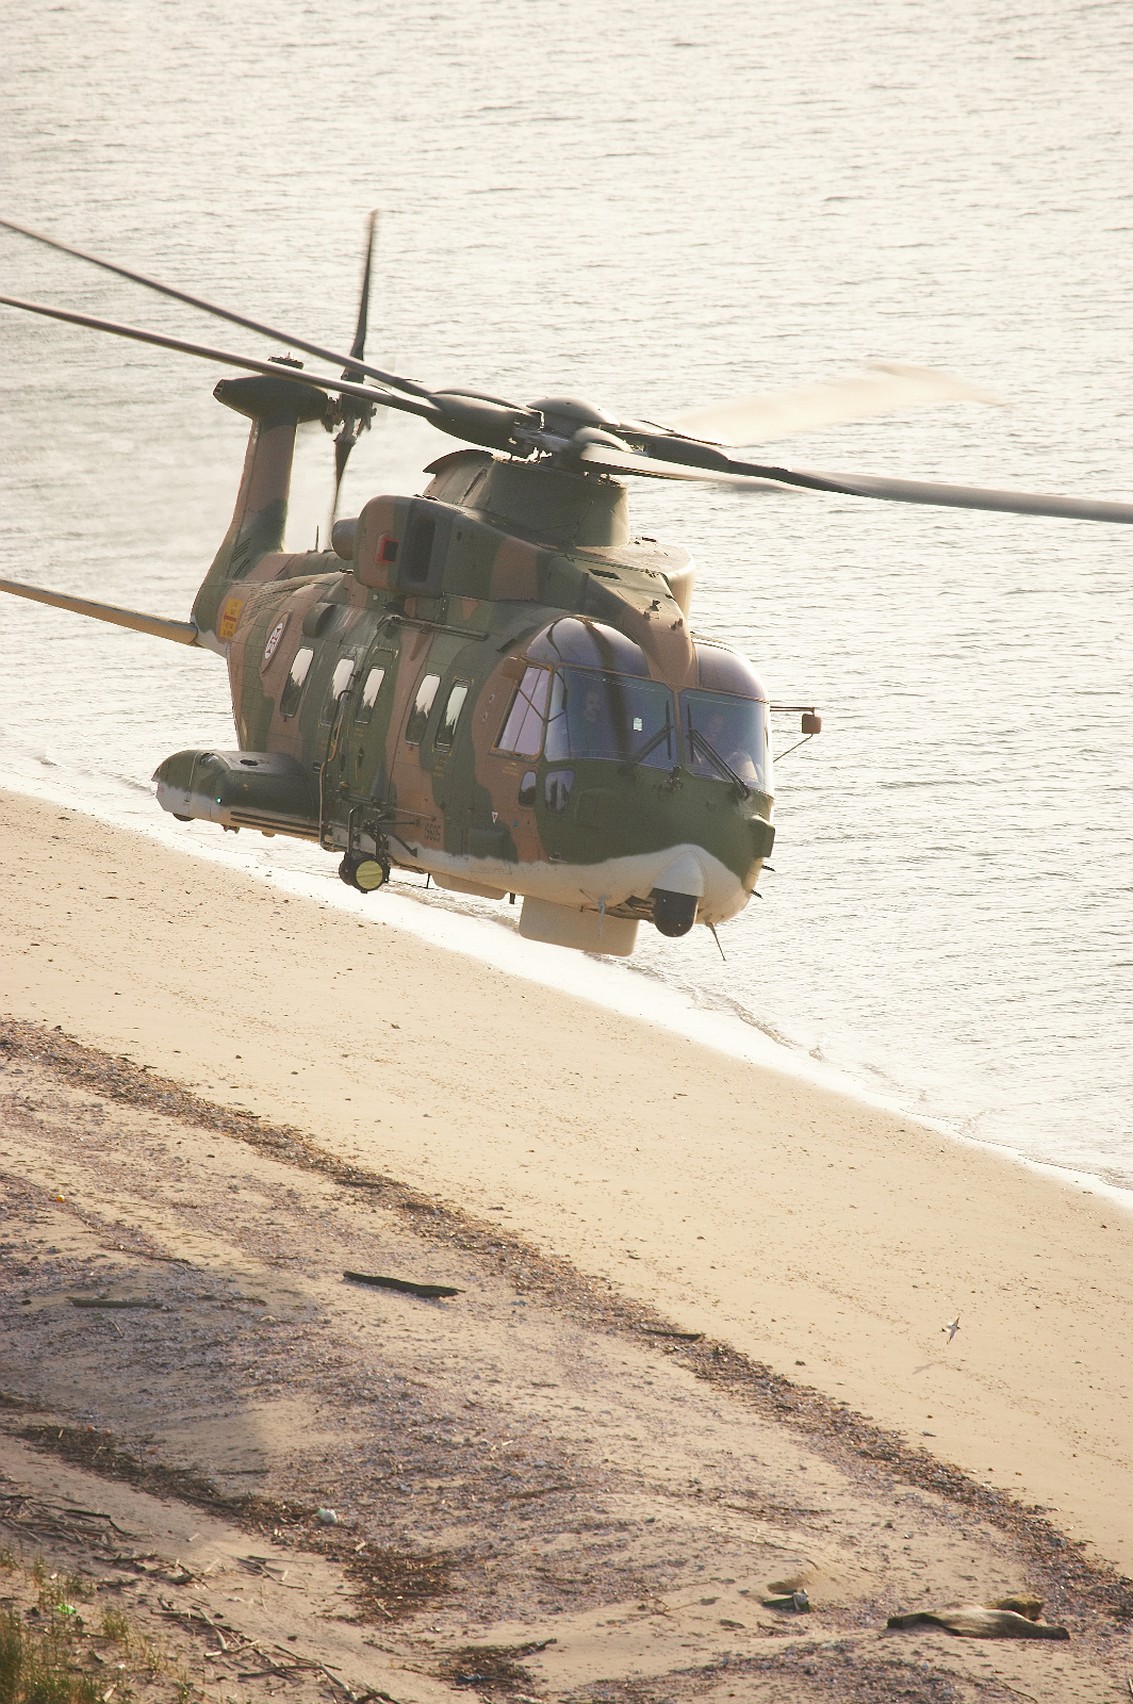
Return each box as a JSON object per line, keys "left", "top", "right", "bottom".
{"left": 683, "top": 643, "right": 773, "bottom": 796}
{"left": 501, "top": 618, "right": 771, "bottom": 794}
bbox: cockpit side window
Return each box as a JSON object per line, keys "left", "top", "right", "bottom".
{"left": 497, "top": 666, "right": 551, "bottom": 757}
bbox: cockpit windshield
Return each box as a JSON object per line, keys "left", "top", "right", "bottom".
{"left": 682, "top": 690, "right": 771, "bottom": 793}
{"left": 544, "top": 668, "right": 677, "bottom": 768}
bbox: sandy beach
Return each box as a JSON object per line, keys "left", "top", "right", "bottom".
{"left": 2, "top": 785, "right": 1131, "bottom": 1701}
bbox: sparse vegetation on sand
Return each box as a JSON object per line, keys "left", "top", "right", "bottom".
{"left": 0, "top": 1550, "right": 191, "bottom": 1704}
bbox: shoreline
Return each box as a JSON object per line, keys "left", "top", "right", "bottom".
{"left": 2, "top": 783, "right": 1132, "bottom": 1579}
{"left": 9, "top": 767, "right": 1133, "bottom": 1215}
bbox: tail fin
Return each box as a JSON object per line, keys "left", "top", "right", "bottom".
{"left": 191, "top": 369, "right": 327, "bottom": 651}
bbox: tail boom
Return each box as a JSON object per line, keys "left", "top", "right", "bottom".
{"left": 0, "top": 577, "right": 198, "bottom": 644}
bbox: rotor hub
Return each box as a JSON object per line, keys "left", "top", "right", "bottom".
{"left": 528, "top": 396, "right": 619, "bottom": 437}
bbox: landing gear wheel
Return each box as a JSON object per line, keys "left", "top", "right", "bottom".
{"left": 338, "top": 853, "right": 389, "bottom": 893}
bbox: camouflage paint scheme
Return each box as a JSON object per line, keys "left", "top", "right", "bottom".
{"left": 151, "top": 372, "right": 775, "bottom": 956}
{"left": 14, "top": 224, "right": 1133, "bottom": 953}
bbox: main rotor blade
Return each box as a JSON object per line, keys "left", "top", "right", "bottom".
{"left": 578, "top": 443, "right": 793, "bottom": 488}
{"left": 779, "top": 465, "right": 1133, "bottom": 524}
{"left": 0, "top": 291, "right": 439, "bottom": 421}
{"left": 579, "top": 440, "right": 1133, "bottom": 523}
{"left": 0, "top": 213, "right": 435, "bottom": 407}
{"left": 667, "top": 363, "right": 1001, "bottom": 447}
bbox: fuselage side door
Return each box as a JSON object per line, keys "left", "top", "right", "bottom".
{"left": 388, "top": 632, "right": 467, "bottom": 858}
{"left": 329, "top": 630, "right": 399, "bottom": 809}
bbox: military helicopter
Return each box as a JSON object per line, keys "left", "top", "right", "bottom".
{"left": 4, "top": 217, "right": 1133, "bottom": 957}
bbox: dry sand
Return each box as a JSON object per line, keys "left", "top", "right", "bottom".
{"left": 2, "top": 786, "right": 1132, "bottom": 1700}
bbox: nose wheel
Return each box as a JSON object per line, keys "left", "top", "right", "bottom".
{"left": 339, "top": 852, "right": 389, "bottom": 893}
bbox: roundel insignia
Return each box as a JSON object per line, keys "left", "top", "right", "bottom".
{"left": 262, "top": 616, "right": 288, "bottom": 669}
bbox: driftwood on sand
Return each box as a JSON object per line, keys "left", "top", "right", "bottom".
{"left": 887, "top": 1605, "right": 1070, "bottom": 1640}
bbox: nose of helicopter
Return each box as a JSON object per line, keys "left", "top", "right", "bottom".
{"left": 648, "top": 816, "right": 770, "bottom": 935}
{"left": 654, "top": 850, "right": 706, "bottom": 898}
{"left": 651, "top": 850, "right": 709, "bottom": 939}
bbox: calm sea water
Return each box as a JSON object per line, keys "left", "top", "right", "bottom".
{"left": 2, "top": 0, "right": 1131, "bottom": 1188}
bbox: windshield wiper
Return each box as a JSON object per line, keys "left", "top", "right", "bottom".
{"left": 620, "top": 718, "right": 674, "bottom": 773}
{"left": 689, "top": 727, "right": 752, "bottom": 797}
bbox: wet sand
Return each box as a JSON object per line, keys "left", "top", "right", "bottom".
{"left": 1, "top": 783, "right": 1131, "bottom": 1613}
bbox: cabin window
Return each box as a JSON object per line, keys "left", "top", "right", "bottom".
{"left": 405, "top": 672, "right": 441, "bottom": 744}
{"left": 681, "top": 690, "right": 769, "bottom": 790}
{"left": 435, "top": 681, "right": 470, "bottom": 749}
{"left": 320, "top": 655, "right": 357, "bottom": 722}
{"left": 518, "top": 771, "right": 537, "bottom": 807}
{"left": 497, "top": 666, "right": 551, "bottom": 757}
{"left": 544, "top": 668, "right": 676, "bottom": 768}
{"left": 279, "top": 646, "right": 314, "bottom": 719}
{"left": 355, "top": 662, "right": 389, "bottom": 726}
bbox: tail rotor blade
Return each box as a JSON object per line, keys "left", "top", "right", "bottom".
{"left": 331, "top": 423, "right": 358, "bottom": 527}
{"left": 347, "top": 210, "right": 378, "bottom": 372}
{"left": 331, "top": 212, "right": 382, "bottom": 524}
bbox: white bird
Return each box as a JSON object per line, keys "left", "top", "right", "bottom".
{"left": 943, "top": 1315, "right": 961, "bottom": 1344}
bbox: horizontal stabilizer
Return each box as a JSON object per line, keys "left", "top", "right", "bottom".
{"left": 0, "top": 577, "right": 198, "bottom": 645}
